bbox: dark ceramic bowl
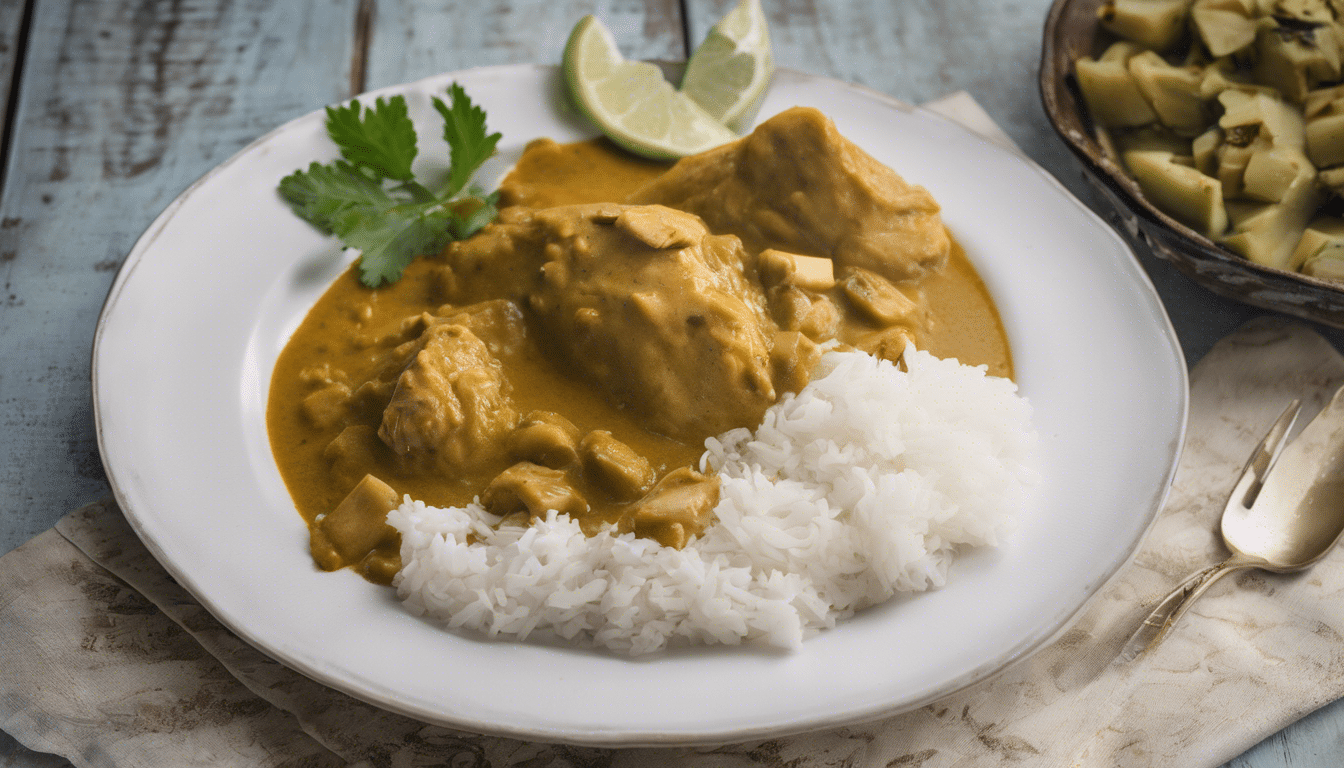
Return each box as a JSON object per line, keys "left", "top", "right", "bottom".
{"left": 1040, "top": 0, "right": 1344, "bottom": 328}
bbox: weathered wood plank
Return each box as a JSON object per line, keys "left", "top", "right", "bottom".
{"left": 363, "top": 0, "right": 687, "bottom": 91}
{"left": 0, "top": 0, "right": 359, "bottom": 558}
{"left": 1228, "top": 696, "right": 1344, "bottom": 767}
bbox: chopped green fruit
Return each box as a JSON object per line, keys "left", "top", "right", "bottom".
{"left": 680, "top": 0, "right": 774, "bottom": 133}
{"left": 563, "top": 15, "right": 737, "bottom": 161}
{"left": 1124, "top": 148, "right": 1229, "bottom": 237}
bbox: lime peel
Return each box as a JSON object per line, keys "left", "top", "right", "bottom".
{"left": 563, "top": 15, "right": 738, "bottom": 161}
{"left": 680, "top": 0, "right": 775, "bottom": 133}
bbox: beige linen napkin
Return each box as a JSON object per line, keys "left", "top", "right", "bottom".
{"left": 4, "top": 95, "right": 1344, "bottom": 767}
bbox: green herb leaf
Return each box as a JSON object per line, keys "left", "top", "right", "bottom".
{"left": 433, "top": 84, "right": 503, "bottom": 198}
{"left": 325, "top": 96, "right": 419, "bottom": 182}
{"left": 346, "top": 207, "right": 454, "bottom": 287}
{"left": 278, "top": 161, "right": 395, "bottom": 235}
{"left": 451, "top": 190, "right": 501, "bottom": 239}
{"left": 280, "top": 83, "right": 501, "bottom": 288}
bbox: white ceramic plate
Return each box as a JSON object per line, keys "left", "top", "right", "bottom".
{"left": 93, "top": 65, "right": 1187, "bottom": 746}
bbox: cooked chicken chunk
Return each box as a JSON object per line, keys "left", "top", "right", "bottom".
{"left": 509, "top": 411, "right": 582, "bottom": 469}
{"left": 323, "top": 425, "right": 385, "bottom": 487}
{"left": 450, "top": 202, "right": 781, "bottom": 440}
{"left": 435, "top": 299, "right": 528, "bottom": 358}
{"left": 838, "top": 266, "right": 925, "bottom": 326}
{"left": 766, "top": 284, "right": 840, "bottom": 341}
{"left": 629, "top": 107, "right": 950, "bottom": 283}
{"left": 301, "top": 382, "right": 352, "bottom": 429}
{"left": 856, "top": 326, "right": 917, "bottom": 363}
{"left": 378, "top": 323, "right": 519, "bottom": 474}
{"left": 526, "top": 204, "right": 778, "bottom": 440}
{"left": 481, "top": 462, "right": 589, "bottom": 519}
{"left": 579, "top": 430, "right": 655, "bottom": 501}
{"left": 623, "top": 467, "right": 721, "bottom": 548}
{"left": 770, "top": 331, "right": 821, "bottom": 394}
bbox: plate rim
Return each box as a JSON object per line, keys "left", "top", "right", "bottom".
{"left": 92, "top": 62, "right": 1189, "bottom": 746}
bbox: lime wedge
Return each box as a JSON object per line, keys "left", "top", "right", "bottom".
{"left": 563, "top": 15, "right": 737, "bottom": 161}
{"left": 680, "top": 0, "right": 774, "bottom": 133}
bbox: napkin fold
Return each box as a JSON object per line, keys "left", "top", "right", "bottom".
{"left": 3, "top": 95, "right": 1344, "bottom": 768}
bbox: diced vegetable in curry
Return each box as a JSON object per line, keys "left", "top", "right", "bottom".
{"left": 267, "top": 107, "right": 1012, "bottom": 584}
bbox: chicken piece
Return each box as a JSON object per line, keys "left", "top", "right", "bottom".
{"left": 509, "top": 411, "right": 581, "bottom": 469}
{"left": 346, "top": 379, "right": 396, "bottom": 424}
{"left": 352, "top": 311, "right": 433, "bottom": 351}
{"left": 524, "top": 203, "right": 778, "bottom": 440}
{"left": 770, "top": 330, "right": 820, "bottom": 394}
{"left": 629, "top": 107, "right": 949, "bottom": 283}
{"left": 579, "top": 430, "right": 655, "bottom": 501}
{"left": 481, "top": 462, "right": 589, "bottom": 519}
{"left": 839, "top": 266, "right": 924, "bottom": 326}
{"left": 323, "top": 425, "right": 386, "bottom": 487}
{"left": 623, "top": 467, "right": 721, "bottom": 549}
{"left": 797, "top": 294, "right": 841, "bottom": 340}
{"left": 614, "top": 206, "right": 702, "bottom": 249}
{"left": 301, "top": 382, "right": 352, "bottom": 429}
{"left": 766, "top": 284, "right": 840, "bottom": 341}
{"left": 378, "top": 323, "right": 519, "bottom": 475}
{"left": 434, "top": 299, "right": 528, "bottom": 358}
{"left": 856, "top": 326, "right": 917, "bottom": 364}
{"left": 438, "top": 206, "right": 563, "bottom": 302}
{"left": 356, "top": 301, "right": 527, "bottom": 415}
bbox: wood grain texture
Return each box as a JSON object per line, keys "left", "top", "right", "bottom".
{"left": 0, "top": 0, "right": 358, "bottom": 558}
{"left": 1230, "top": 696, "right": 1344, "bottom": 767}
{"left": 363, "top": 0, "right": 686, "bottom": 92}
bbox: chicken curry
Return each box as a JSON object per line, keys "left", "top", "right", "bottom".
{"left": 267, "top": 107, "right": 1012, "bottom": 584}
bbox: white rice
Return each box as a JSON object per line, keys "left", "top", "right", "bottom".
{"left": 388, "top": 347, "right": 1040, "bottom": 655}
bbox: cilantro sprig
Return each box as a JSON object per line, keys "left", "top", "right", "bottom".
{"left": 279, "top": 83, "right": 502, "bottom": 287}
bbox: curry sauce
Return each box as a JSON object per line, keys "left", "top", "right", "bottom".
{"left": 267, "top": 108, "right": 1013, "bottom": 583}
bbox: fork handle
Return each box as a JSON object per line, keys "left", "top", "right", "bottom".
{"left": 1118, "top": 558, "right": 1257, "bottom": 662}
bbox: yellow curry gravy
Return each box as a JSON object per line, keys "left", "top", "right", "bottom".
{"left": 267, "top": 111, "right": 1012, "bottom": 584}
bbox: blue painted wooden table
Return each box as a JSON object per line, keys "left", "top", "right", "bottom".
{"left": 0, "top": 0, "right": 1340, "bottom": 764}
